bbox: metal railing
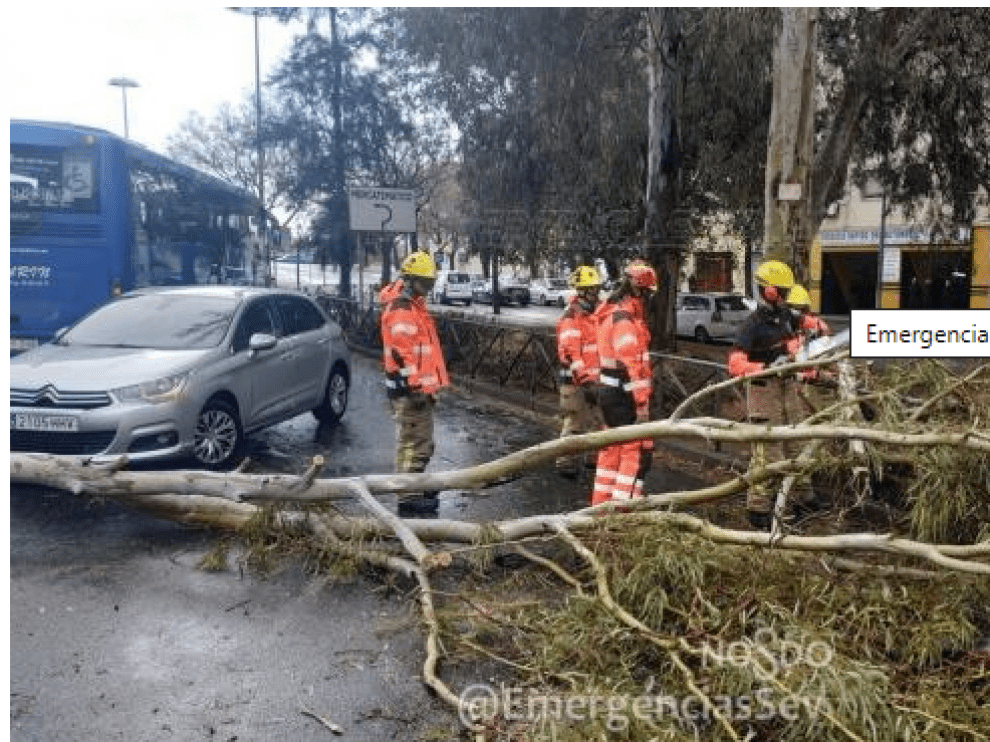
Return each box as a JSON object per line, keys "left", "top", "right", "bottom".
{"left": 317, "top": 296, "right": 743, "bottom": 422}
{"left": 317, "top": 297, "right": 560, "bottom": 402}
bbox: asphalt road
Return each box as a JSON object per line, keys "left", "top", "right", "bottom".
{"left": 10, "top": 353, "right": 702, "bottom": 741}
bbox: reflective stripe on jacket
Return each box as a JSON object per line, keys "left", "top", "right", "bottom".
{"left": 556, "top": 297, "right": 600, "bottom": 386}
{"left": 379, "top": 279, "right": 450, "bottom": 395}
{"left": 595, "top": 295, "right": 651, "bottom": 415}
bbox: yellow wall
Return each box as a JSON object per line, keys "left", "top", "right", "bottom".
{"left": 808, "top": 238, "right": 822, "bottom": 313}
{"left": 972, "top": 222, "right": 990, "bottom": 309}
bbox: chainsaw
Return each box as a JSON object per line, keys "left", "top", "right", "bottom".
{"left": 793, "top": 327, "right": 850, "bottom": 363}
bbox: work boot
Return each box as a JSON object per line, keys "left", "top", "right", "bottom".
{"left": 398, "top": 491, "right": 439, "bottom": 518}
{"left": 747, "top": 510, "right": 772, "bottom": 531}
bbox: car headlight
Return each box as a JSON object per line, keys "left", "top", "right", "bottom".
{"left": 113, "top": 373, "right": 188, "bottom": 404}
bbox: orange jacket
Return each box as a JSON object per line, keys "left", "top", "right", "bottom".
{"left": 556, "top": 297, "right": 600, "bottom": 386}
{"left": 379, "top": 279, "right": 450, "bottom": 395}
{"left": 596, "top": 295, "right": 652, "bottom": 415}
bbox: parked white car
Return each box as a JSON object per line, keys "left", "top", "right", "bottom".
{"left": 531, "top": 278, "right": 572, "bottom": 307}
{"left": 675, "top": 292, "right": 753, "bottom": 343}
{"left": 431, "top": 270, "right": 473, "bottom": 306}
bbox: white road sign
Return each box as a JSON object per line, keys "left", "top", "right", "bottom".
{"left": 348, "top": 187, "right": 416, "bottom": 233}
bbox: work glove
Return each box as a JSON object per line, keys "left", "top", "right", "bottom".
{"left": 635, "top": 410, "right": 650, "bottom": 425}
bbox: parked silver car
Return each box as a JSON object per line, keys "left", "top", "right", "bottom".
{"left": 675, "top": 292, "right": 753, "bottom": 343}
{"left": 10, "top": 286, "right": 351, "bottom": 469}
{"left": 472, "top": 277, "right": 531, "bottom": 306}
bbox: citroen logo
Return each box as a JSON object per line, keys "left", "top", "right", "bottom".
{"left": 36, "top": 385, "right": 58, "bottom": 407}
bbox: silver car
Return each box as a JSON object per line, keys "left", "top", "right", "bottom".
{"left": 10, "top": 286, "right": 351, "bottom": 469}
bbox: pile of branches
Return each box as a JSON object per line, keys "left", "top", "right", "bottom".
{"left": 10, "top": 357, "right": 990, "bottom": 740}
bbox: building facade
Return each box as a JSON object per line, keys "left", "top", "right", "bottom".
{"left": 810, "top": 185, "right": 989, "bottom": 312}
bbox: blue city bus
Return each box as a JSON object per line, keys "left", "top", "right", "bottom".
{"left": 10, "top": 119, "right": 266, "bottom": 351}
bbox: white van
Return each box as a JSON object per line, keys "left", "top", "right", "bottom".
{"left": 432, "top": 270, "right": 473, "bottom": 305}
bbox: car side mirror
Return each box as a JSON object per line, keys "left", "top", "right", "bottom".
{"left": 248, "top": 333, "right": 278, "bottom": 353}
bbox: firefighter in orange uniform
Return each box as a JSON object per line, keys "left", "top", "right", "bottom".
{"left": 592, "top": 259, "right": 657, "bottom": 505}
{"left": 786, "top": 285, "right": 831, "bottom": 339}
{"left": 379, "top": 251, "right": 450, "bottom": 516}
{"left": 555, "top": 265, "right": 605, "bottom": 477}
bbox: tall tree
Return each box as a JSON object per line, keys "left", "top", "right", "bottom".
{"left": 643, "top": 9, "right": 682, "bottom": 351}
{"left": 367, "top": 6, "right": 990, "bottom": 325}
{"left": 812, "top": 9, "right": 990, "bottom": 254}
{"left": 165, "top": 100, "right": 306, "bottom": 231}
{"left": 764, "top": 8, "right": 817, "bottom": 279}
{"left": 268, "top": 8, "right": 410, "bottom": 297}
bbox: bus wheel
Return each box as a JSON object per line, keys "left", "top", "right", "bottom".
{"left": 313, "top": 363, "right": 349, "bottom": 424}
{"left": 193, "top": 398, "right": 242, "bottom": 469}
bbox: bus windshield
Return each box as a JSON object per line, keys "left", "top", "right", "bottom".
{"left": 10, "top": 144, "right": 98, "bottom": 214}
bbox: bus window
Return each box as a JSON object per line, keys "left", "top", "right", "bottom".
{"left": 10, "top": 144, "right": 98, "bottom": 216}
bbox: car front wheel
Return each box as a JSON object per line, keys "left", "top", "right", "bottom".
{"left": 193, "top": 398, "right": 242, "bottom": 469}
{"left": 313, "top": 363, "right": 349, "bottom": 424}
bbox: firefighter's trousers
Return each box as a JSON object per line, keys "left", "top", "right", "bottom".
{"left": 390, "top": 392, "right": 436, "bottom": 474}
{"left": 557, "top": 383, "right": 605, "bottom": 472}
{"left": 743, "top": 377, "right": 814, "bottom": 514}
{"left": 592, "top": 384, "right": 653, "bottom": 505}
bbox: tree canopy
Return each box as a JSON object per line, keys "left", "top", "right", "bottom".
{"left": 167, "top": 9, "right": 990, "bottom": 284}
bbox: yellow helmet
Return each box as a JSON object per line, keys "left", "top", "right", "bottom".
{"left": 569, "top": 265, "right": 601, "bottom": 289}
{"left": 786, "top": 285, "right": 811, "bottom": 309}
{"left": 754, "top": 260, "right": 795, "bottom": 289}
{"left": 400, "top": 251, "right": 437, "bottom": 279}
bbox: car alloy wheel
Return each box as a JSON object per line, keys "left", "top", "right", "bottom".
{"left": 314, "top": 364, "right": 349, "bottom": 424}
{"left": 193, "top": 398, "right": 241, "bottom": 468}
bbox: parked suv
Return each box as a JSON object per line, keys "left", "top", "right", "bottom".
{"left": 431, "top": 270, "right": 473, "bottom": 306}
{"left": 675, "top": 292, "right": 753, "bottom": 343}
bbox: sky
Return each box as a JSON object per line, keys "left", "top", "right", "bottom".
{"left": 7, "top": 4, "right": 304, "bottom": 155}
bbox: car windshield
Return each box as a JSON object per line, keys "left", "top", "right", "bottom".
{"left": 59, "top": 293, "right": 239, "bottom": 349}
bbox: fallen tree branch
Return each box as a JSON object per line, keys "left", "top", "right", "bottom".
{"left": 652, "top": 512, "right": 990, "bottom": 575}
{"left": 13, "top": 416, "right": 988, "bottom": 511}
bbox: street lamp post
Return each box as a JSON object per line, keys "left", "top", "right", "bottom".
{"left": 253, "top": 10, "right": 269, "bottom": 286}
{"left": 107, "top": 77, "right": 139, "bottom": 139}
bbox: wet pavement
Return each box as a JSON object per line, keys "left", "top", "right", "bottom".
{"left": 10, "top": 352, "right": 702, "bottom": 741}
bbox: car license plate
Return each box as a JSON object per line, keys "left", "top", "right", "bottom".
{"left": 10, "top": 412, "right": 79, "bottom": 432}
